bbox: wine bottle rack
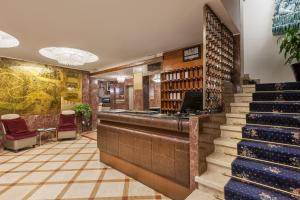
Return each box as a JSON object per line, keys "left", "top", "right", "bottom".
{"left": 204, "top": 6, "right": 235, "bottom": 112}
{"left": 160, "top": 65, "right": 203, "bottom": 114}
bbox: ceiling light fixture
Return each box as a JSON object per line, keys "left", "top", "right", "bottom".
{"left": 117, "top": 76, "right": 125, "bottom": 83}
{"left": 0, "top": 31, "right": 19, "bottom": 48}
{"left": 152, "top": 74, "right": 161, "bottom": 83}
{"left": 39, "top": 47, "right": 98, "bottom": 66}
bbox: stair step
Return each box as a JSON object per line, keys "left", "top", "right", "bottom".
{"left": 246, "top": 113, "right": 300, "bottom": 128}
{"left": 185, "top": 188, "right": 220, "bottom": 200}
{"left": 207, "top": 152, "right": 235, "bottom": 169}
{"left": 253, "top": 91, "right": 300, "bottom": 101}
{"left": 221, "top": 126, "right": 242, "bottom": 139}
{"left": 250, "top": 102, "right": 300, "bottom": 113}
{"left": 230, "top": 102, "right": 250, "bottom": 113}
{"left": 232, "top": 158, "right": 300, "bottom": 192}
{"left": 226, "top": 113, "right": 246, "bottom": 125}
{"left": 234, "top": 93, "right": 252, "bottom": 103}
{"left": 237, "top": 141, "right": 300, "bottom": 167}
{"left": 242, "top": 85, "right": 255, "bottom": 93}
{"left": 225, "top": 179, "right": 298, "bottom": 200}
{"left": 221, "top": 124, "right": 243, "bottom": 132}
{"left": 256, "top": 82, "right": 300, "bottom": 91}
{"left": 214, "top": 137, "right": 239, "bottom": 155}
{"left": 195, "top": 170, "right": 230, "bottom": 192}
{"left": 243, "top": 125, "right": 300, "bottom": 145}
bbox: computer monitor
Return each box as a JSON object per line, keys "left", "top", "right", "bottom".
{"left": 180, "top": 91, "right": 203, "bottom": 114}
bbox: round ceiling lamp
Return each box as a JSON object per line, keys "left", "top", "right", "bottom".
{"left": 39, "top": 47, "right": 98, "bottom": 66}
{"left": 0, "top": 31, "right": 19, "bottom": 48}
{"left": 117, "top": 76, "right": 126, "bottom": 83}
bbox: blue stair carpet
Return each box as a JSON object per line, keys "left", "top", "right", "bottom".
{"left": 225, "top": 82, "right": 300, "bottom": 199}
{"left": 253, "top": 91, "right": 300, "bottom": 101}
{"left": 231, "top": 158, "right": 300, "bottom": 192}
{"left": 243, "top": 125, "right": 300, "bottom": 145}
{"left": 246, "top": 113, "right": 300, "bottom": 128}
{"left": 225, "top": 180, "right": 300, "bottom": 200}
{"left": 250, "top": 102, "right": 300, "bottom": 113}
{"left": 256, "top": 82, "right": 300, "bottom": 91}
{"left": 237, "top": 141, "right": 300, "bottom": 167}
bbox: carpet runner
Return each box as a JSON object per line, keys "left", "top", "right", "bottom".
{"left": 225, "top": 82, "right": 300, "bottom": 200}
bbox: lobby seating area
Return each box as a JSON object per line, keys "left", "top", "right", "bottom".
{"left": 1, "top": 0, "right": 300, "bottom": 199}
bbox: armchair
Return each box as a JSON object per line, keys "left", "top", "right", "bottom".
{"left": 1, "top": 114, "right": 37, "bottom": 152}
{"left": 57, "top": 110, "right": 77, "bottom": 140}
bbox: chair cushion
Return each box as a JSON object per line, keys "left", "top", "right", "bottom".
{"left": 5, "top": 130, "right": 37, "bottom": 140}
{"left": 58, "top": 124, "right": 77, "bottom": 132}
{"left": 1, "top": 117, "right": 29, "bottom": 135}
{"left": 59, "top": 114, "right": 75, "bottom": 125}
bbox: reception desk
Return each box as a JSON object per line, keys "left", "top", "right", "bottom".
{"left": 97, "top": 111, "right": 207, "bottom": 200}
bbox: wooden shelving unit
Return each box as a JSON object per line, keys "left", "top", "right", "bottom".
{"left": 160, "top": 66, "right": 203, "bottom": 114}
{"left": 204, "top": 6, "right": 235, "bottom": 112}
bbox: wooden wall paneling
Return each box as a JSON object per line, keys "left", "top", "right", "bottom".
{"left": 162, "top": 45, "right": 203, "bottom": 71}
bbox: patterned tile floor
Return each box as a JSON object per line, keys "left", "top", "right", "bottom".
{"left": 0, "top": 137, "right": 170, "bottom": 200}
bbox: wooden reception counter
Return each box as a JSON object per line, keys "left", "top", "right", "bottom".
{"left": 97, "top": 111, "right": 207, "bottom": 200}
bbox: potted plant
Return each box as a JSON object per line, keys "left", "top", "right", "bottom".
{"left": 73, "top": 103, "right": 92, "bottom": 131}
{"left": 278, "top": 27, "right": 300, "bottom": 81}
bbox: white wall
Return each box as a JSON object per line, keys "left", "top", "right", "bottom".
{"left": 221, "top": 0, "right": 241, "bottom": 31}
{"left": 241, "top": 0, "right": 294, "bottom": 83}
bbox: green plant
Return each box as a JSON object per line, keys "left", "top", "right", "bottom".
{"left": 73, "top": 103, "right": 92, "bottom": 121}
{"left": 278, "top": 27, "right": 300, "bottom": 64}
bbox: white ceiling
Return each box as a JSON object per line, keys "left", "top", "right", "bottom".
{"left": 0, "top": 0, "right": 238, "bottom": 72}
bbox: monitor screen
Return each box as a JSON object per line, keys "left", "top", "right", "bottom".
{"left": 180, "top": 91, "right": 203, "bottom": 114}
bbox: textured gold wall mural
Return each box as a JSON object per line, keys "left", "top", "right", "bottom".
{"left": 61, "top": 69, "right": 82, "bottom": 110}
{"left": 0, "top": 57, "right": 83, "bottom": 115}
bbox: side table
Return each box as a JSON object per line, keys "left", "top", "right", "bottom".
{"left": 37, "top": 128, "right": 57, "bottom": 146}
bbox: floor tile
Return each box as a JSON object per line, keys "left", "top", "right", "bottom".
{"left": 128, "top": 181, "right": 156, "bottom": 197}
{"left": 61, "top": 148, "right": 79, "bottom": 154}
{"left": 79, "top": 148, "right": 97, "bottom": 154}
{"left": 85, "top": 161, "right": 108, "bottom": 169}
{"left": 50, "top": 154, "right": 73, "bottom": 162}
{"left": 0, "top": 163, "right": 20, "bottom": 172}
{"left": 37, "top": 162, "right": 64, "bottom": 171}
{"left": 76, "top": 169, "right": 102, "bottom": 181}
{"left": 0, "top": 185, "right": 36, "bottom": 200}
{"left": 62, "top": 183, "right": 95, "bottom": 198}
{"left": 61, "top": 161, "right": 85, "bottom": 170}
{"left": 31, "top": 155, "right": 53, "bottom": 162}
{"left": 14, "top": 162, "right": 41, "bottom": 172}
{"left": 0, "top": 156, "right": 16, "bottom": 163}
{"left": 103, "top": 169, "right": 126, "bottom": 180}
{"left": 18, "top": 171, "right": 51, "bottom": 183}
{"left": 9, "top": 155, "right": 35, "bottom": 163}
{"left": 71, "top": 154, "right": 92, "bottom": 161}
{"left": 28, "top": 184, "right": 66, "bottom": 200}
{"left": 95, "top": 182, "right": 124, "bottom": 197}
{"left": 0, "top": 172, "right": 26, "bottom": 184}
{"left": 48, "top": 171, "right": 77, "bottom": 182}
{"left": 69, "top": 143, "right": 86, "bottom": 148}
{"left": 26, "top": 149, "right": 46, "bottom": 155}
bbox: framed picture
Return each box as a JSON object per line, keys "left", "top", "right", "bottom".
{"left": 183, "top": 45, "right": 201, "bottom": 62}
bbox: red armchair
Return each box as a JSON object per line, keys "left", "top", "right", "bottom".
{"left": 57, "top": 110, "right": 77, "bottom": 140}
{"left": 1, "top": 114, "right": 37, "bottom": 151}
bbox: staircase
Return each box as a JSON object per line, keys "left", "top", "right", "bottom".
{"left": 187, "top": 82, "right": 300, "bottom": 199}
{"left": 225, "top": 82, "right": 300, "bottom": 200}
{"left": 186, "top": 84, "right": 255, "bottom": 200}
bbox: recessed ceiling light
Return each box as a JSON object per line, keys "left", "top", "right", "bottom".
{"left": 0, "top": 31, "right": 19, "bottom": 48}
{"left": 39, "top": 47, "right": 98, "bottom": 66}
